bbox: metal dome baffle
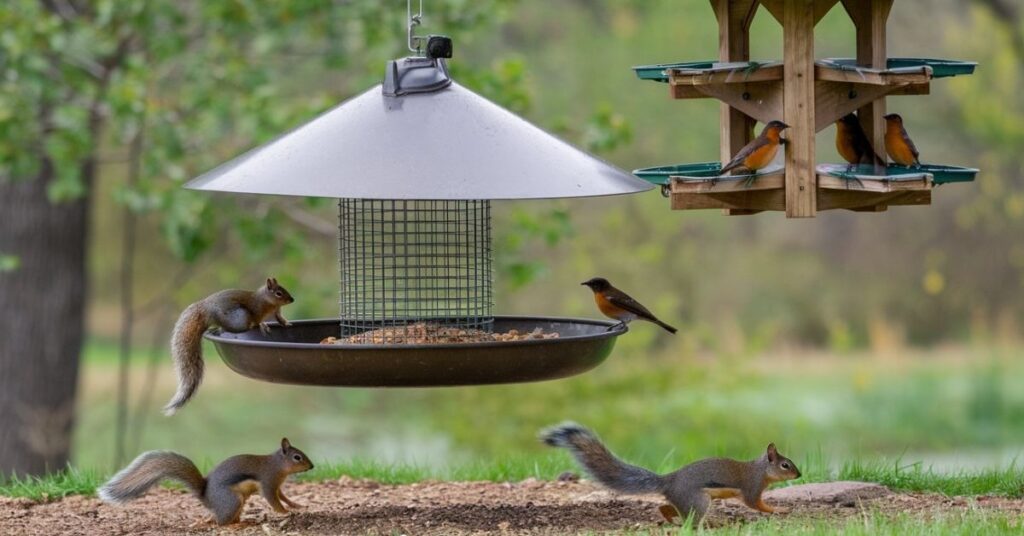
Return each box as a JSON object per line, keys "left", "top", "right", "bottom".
{"left": 184, "top": 8, "right": 652, "bottom": 387}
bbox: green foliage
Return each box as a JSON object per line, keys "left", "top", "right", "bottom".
{"left": 0, "top": 253, "right": 19, "bottom": 273}
{"left": 0, "top": 0, "right": 526, "bottom": 268}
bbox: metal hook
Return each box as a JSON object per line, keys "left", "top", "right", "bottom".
{"left": 408, "top": 0, "right": 424, "bottom": 54}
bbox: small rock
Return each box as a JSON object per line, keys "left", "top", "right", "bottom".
{"left": 766, "top": 481, "right": 890, "bottom": 504}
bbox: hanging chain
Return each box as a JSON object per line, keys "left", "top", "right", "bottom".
{"left": 407, "top": 0, "right": 424, "bottom": 54}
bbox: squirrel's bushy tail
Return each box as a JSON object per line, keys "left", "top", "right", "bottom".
{"left": 164, "top": 302, "right": 208, "bottom": 416}
{"left": 98, "top": 451, "right": 205, "bottom": 503}
{"left": 541, "top": 422, "right": 665, "bottom": 494}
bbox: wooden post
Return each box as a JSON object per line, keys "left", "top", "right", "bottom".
{"left": 713, "top": 0, "right": 757, "bottom": 175}
{"left": 783, "top": 0, "right": 816, "bottom": 217}
{"left": 844, "top": 0, "right": 893, "bottom": 165}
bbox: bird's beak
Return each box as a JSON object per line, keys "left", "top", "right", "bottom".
{"left": 580, "top": 282, "right": 587, "bottom": 286}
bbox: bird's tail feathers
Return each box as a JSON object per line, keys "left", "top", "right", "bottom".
{"left": 653, "top": 319, "right": 678, "bottom": 334}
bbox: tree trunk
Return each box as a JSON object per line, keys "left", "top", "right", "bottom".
{"left": 0, "top": 158, "right": 92, "bottom": 476}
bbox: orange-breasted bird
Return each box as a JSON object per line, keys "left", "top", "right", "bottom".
{"left": 581, "top": 277, "right": 677, "bottom": 334}
{"left": 720, "top": 120, "right": 790, "bottom": 181}
{"left": 883, "top": 113, "right": 921, "bottom": 168}
{"left": 835, "top": 113, "right": 885, "bottom": 172}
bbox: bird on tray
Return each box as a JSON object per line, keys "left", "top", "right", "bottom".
{"left": 581, "top": 277, "right": 676, "bottom": 334}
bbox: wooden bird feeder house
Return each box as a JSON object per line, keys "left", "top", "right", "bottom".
{"left": 632, "top": 0, "right": 978, "bottom": 218}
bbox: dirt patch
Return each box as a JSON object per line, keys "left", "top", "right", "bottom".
{"left": 2, "top": 479, "right": 1023, "bottom": 535}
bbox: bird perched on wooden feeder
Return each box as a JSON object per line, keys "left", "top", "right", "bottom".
{"left": 835, "top": 113, "right": 885, "bottom": 172}
{"left": 719, "top": 120, "right": 790, "bottom": 186}
{"left": 581, "top": 277, "right": 677, "bottom": 334}
{"left": 883, "top": 113, "right": 921, "bottom": 168}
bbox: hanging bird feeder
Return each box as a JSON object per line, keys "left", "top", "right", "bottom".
{"left": 631, "top": 0, "right": 978, "bottom": 217}
{"left": 185, "top": 2, "right": 652, "bottom": 387}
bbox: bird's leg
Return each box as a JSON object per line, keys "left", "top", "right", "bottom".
{"left": 742, "top": 174, "right": 758, "bottom": 189}
{"left": 606, "top": 320, "right": 626, "bottom": 332}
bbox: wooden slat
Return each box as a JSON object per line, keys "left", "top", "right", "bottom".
{"left": 761, "top": 0, "right": 837, "bottom": 25}
{"left": 671, "top": 189, "right": 786, "bottom": 211}
{"left": 817, "top": 189, "right": 931, "bottom": 211}
{"left": 783, "top": 0, "right": 817, "bottom": 217}
{"left": 814, "top": 64, "right": 930, "bottom": 85}
{"left": 817, "top": 174, "right": 931, "bottom": 192}
{"left": 669, "top": 64, "right": 784, "bottom": 86}
{"left": 814, "top": 0, "right": 840, "bottom": 24}
{"left": 670, "top": 85, "right": 705, "bottom": 99}
{"left": 842, "top": 0, "right": 894, "bottom": 165}
{"left": 814, "top": 81, "right": 928, "bottom": 132}
{"left": 670, "top": 173, "right": 784, "bottom": 194}
{"left": 713, "top": 0, "right": 759, "bottom": 188}
{"left": 694, "top": 82, "right": 783, "bottom": 124}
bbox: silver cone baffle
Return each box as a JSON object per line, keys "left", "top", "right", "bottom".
{"left": 187, "top": 58, "right": 649, "bottom": 200}
{"left": 186, "top": 50, "right": 651, "bottom": 386}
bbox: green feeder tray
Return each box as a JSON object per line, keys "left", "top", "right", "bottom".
{"left": 633, "top": 162, "right": 784, "bottom": 184}
{"left": 632, "top": 60, "right": 780, "bottom": 83}
{"left": 817, "top": 163, "right": 979, "bottom": 185}
{"left": 817, "top": 58, "right": 977, "bottom": 78}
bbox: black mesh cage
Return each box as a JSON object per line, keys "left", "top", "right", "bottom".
{"left": 338, "top": 198, "right": 493, "bottom": 342}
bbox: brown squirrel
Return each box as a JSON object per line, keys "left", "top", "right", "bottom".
{"left": 541, "top": 422, "right": 800, "bottom": 522}
{"left": 99, "top": 438, "right": 313, "bottom": 526}
{"left": 163, "top": 277, "right": 294, "bottom": 415}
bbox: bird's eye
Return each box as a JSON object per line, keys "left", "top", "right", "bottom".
{"left": 781, "top": 462, "right": 790, "bottom": 469}
{"left": 293, "top": 454, "right": 302, "bottom": 461}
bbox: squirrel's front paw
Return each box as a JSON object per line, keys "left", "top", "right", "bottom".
{"left": 259, "top": 322, "right": 271, "bottom": 335}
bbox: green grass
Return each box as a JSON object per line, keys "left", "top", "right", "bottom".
{"left": 840, "top": 459, "right": 1024, "bottom": 497}
{"left": 636, "top": 510, "right": 1024, "bottom": 535}
{"left": 0, "top": 466, "right": 104, "bottom": 501}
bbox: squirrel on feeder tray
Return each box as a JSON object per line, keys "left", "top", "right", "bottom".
{"left": 99, "top": 437, "right": 313, "bottom": 526}
{"left": 163, "top": 277, "right": 294, "bottom": 415}
{"left": 541, "top": 422, "right": 800, "bottom": 523}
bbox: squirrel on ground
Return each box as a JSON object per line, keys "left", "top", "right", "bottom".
{"left": 99, "top": 438, "right": 313, "bottom": 526}
{"left": 541, "top": 422, "right": 800, "bottom": 523}
{"left": 164, "top": 277, "right": 294, "bottom": 415}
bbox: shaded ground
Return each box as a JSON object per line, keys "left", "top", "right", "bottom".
{"left": 3, "top": 479, "right": 1023, "bottom": 535}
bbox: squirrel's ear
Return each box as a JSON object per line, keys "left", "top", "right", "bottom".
{"left": 281, "top": 437, "right": 291, "bottom": 451}
{"left": 766, "top": 443, "right": 778, "bottom": 461}
{"left": 266, "top": 277, "right": 275, "bottom": 289}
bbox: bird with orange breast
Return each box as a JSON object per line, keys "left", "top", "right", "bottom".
{"left": 719, "top": 120, "right": 790, "bottom": 186}
{"left": 581, "top": 277, "right": 677, "bottom": 334}
{"left": 883, "top": 113, "right": 921, "bottom": 168}
{"left": 835, "top": 113, "right": 885, "bottom": 172}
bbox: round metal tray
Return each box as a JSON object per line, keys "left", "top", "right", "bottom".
{"left": 207, "top": 316, "right": 626, "bottom": 387}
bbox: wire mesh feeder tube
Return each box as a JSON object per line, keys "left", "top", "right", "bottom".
{"left": 338, "top": 198, "right": 493, "bottom": 343}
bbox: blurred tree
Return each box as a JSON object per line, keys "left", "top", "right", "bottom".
{"left": 943, "top": 2, "right": 1024, "bottom": 335}
{"left": 0, "top": 0, "right": 516, "bottom": 476}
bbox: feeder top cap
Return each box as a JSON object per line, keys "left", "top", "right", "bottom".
{"left": 185, "top": 60, "right": 652, "bottom": 201}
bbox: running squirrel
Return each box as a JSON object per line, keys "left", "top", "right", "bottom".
{"left": 163, "top": 277, "right": 294, "bottom": 415}
{"left": 541, "top": 422, "right": 800, "bottom": 522}
{"left": 98, "top": 438, "right": 313, "bottom": 526}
